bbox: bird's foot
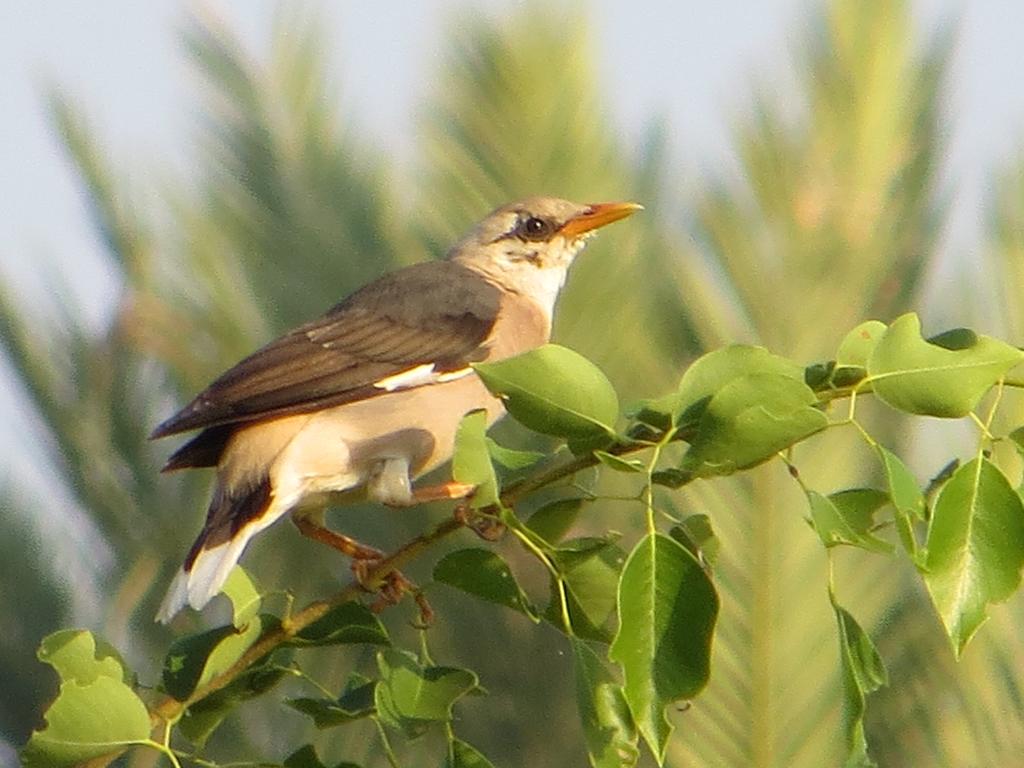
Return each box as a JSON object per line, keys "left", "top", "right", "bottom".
{"left": 353, "top": 557, "right": 433, "bottom": 626}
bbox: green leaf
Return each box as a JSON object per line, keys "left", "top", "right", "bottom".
{"left": 474, "top": 344, "right": 619, "bottom": 439}
{"left": 446, "top": 738, "right": 496, "bottom": 768}
{"left": 876, "top": 445, "right": 925, "bottom": 557}
{"left": 867, "top": 313, "right": 1024, "bottom": 417}
{"left": 675, "top": 344, "right": 804, "bottom": 425}
{"left": 1008, "top": 425, "right": 1024, "bottom": 456}
{"left": 927, "top": 327, "right": 978, "bottom": 350}
{"left": 807, "top": 490, "right": 893, "bottom": 554}
{"left": 804, "top": 361, "right": 836, "bottom": 390}
{"left": 546, "top": 538, "right": 626, "bottom": 643}
{"left": 678, "top": 373, "right": 828, "bottom": 479}
{"left": 21, "top": 676, "right": 151, "bottom": 767}
{"left": 669, "top": 514, "right": 720, "bottom": 568}
{"left": 609, "top": 534, "right": 719, "bottom": 763}
{"left": 453, "top": 409, "right": 500, "bottom": 508}
{"left": 290, "top": 601, "right": 390, "bottom": 647}
{"left": 876, "top": 446, "right": 925, "bottom": 518}
{"left": 650, "top": 468, "right": 690, "bottom": 489}
{"left": 626, "top": 394, "right": 677, "bottom": 432}
{"left": 836, "top": 321, "right": 888, "bottom": 368}
{"left": 284, "top": 744, "right": 363, "bottom": 768}
{"left": 832, "top": 597, "right": 887, "bottom": 768}
{"left": 1008, "top": 428, "right": 1024, "bottom": 492}
{"left": 287, "top": 676, "right": 377, "bottom": 728}
{"left": 176, "top": 644, "right": 292, "bottom": 746}
{"left": 36, "top": 629, "right": 132, "bottom": 685}
{"left": 485, "top": 436, "right": 545, "bottom": 472}
{"left": 375, "top": 649, "right": 479, "bottom": 738}
{"left": 572, "top": 638, "right": 639, "bottom": 768}
{"left": 176, "top": 703, "right": 231, "bottom": 748}
{"left": 434, "top": 548, "right": 538, "bottom": 619}
{"left": 594, "top": 451, "right": 645, "bottom": 473}
{"left": 923, "top": 458, "right": 1024, "bottom": 656}
{"left": 162, "top": 617, "right": 263, "bottom": 701}
{"left": 526, "top": 497, "right": 585, "bottom": 543}
{"left": 829, "top": 489, "right": 892, "bottom": 534}
{"left": 222, "top": 566, "right": 261, "bottom": 629}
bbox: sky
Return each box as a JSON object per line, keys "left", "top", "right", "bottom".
{"left": 3, "top": 1, "right": 1024, "bottom": 315}
{"left": 2, "top": 0, "right": 1024, "bottom": 545}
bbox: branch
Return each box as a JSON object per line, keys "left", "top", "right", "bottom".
{"left": 99, "top": 382, "right": 862, "bottom": 764}
{"left": 85, "top": 435, "right": 647, "bottom": 768}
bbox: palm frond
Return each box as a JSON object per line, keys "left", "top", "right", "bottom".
{"left": 666, "top": 1, "right": 949, "bottom": 764}
{"left": 182, "top": 7, "right": 400, "bottom": 332}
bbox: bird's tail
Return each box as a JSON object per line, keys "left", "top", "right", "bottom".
{"left": 156, "top": 478, "right": 275, "bottom": 623}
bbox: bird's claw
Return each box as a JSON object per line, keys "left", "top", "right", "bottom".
{"left": 352, "top": 555, "right": 433, "bottom": 626}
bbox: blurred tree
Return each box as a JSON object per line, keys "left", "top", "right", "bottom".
{"left": 663, "top": 0, "right": 951, "bottom": 765}
{"left": 2, "top": 1, "right": 1023, "bottom": 766}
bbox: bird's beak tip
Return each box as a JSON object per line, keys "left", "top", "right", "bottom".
{"left": 561, "top": 201, "right": 643, "bottom": 237}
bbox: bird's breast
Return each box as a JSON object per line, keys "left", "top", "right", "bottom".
{"left": 483, "top": 290, "right": 551, "bottom": 360}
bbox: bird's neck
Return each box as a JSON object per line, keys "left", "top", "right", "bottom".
{"left": 455, "top": 257, "right": 569, "bottom": 322}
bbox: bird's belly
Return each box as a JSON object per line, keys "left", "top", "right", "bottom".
{"left": 269, "top": 372, "right": 504, "bottom": 505}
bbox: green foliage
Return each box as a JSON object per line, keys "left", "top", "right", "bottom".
{"left": 832, "top": 598, "right": 888, "bottom": 768}
{"left": 867, "top": 314, "right": 1024, "bottom": 417}
{"left": 609, "top": 534, "right": 719, "bottom": 761}
{"left": 21, "top": 676, "right": 152, "bottom": 768}
{"left": 474, "top": 344, "right": 619, "bottom": 444}
{"left": 373, "top": 649, "right": 479, "bottom": 738}
{"left": 924, "top": 459, "right": 1024, "bottom": 656}
{"left": 434, "top": 549, "right": 537, "bottom": 619}
{"left": 22, "top": 631, "right": 151, "bottom": 768}
{"left": 23, "top": 321, "right": 1024, "bottom": 766}
{"left": 572, "top": 638, "right": 639, "bottom": 768}
{"left": 452, "top": 410, "right": 501, "bottom": 509}
{"left": 7, "top": 0, "right": 1024, "bottom": 766}
{"left": 807, "top": 490, "right": 893, "bottom": 554}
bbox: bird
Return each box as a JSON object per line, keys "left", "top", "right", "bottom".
{"left": 151, "top": 196, "right": 641, "bottom": 622}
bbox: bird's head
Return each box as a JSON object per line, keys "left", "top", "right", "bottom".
{"left": 448, "top": 196, "right": 642, "bottom": 314}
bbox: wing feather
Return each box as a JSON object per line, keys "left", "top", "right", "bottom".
{"left": 152, "top": 261, "right": 501, "bottom": 439}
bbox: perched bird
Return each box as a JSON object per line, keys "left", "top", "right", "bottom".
{"left": 152, "top": 196, "right": 641, "bottom": 621}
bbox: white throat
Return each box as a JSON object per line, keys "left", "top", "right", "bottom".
{"left": 450, "top": 232, "right": 589, "bottom": 319}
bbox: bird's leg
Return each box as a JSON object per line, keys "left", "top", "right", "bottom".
{"left": 367, "top": 456, "right": 476, "bottom": 507}
{"left": 292, "top": 513, "right": 389, "bottom": 593}
{"left": 293, "top": 512, "right": 383, "bottom": 561}
{"left": 292, "top": 510, "right": 432, "bottom": 623}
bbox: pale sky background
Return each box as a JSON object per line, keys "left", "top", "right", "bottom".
{"left": 1, "top": 0, "right": 1024, "bottom": 580}
{"left": 5, "top": 0, "right": 1024, "bottom": 316}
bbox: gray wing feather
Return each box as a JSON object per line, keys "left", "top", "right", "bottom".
{"left": 152, "top": 261, "right": 500, "bottom": 440}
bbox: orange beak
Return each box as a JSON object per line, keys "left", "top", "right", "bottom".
{"left": 559, "top": 201, "right": 643, "bottom": 238}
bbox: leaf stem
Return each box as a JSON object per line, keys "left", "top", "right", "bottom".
{"left": 643, "top": 430, "right": 676, "bottom": 535}
{"left": 505, "top": 516, "right": 573, "bottom": 634}
{"left": 374, "top": 717, "right": 402, "bottom": 768}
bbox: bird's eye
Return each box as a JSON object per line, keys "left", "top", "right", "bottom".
{"left": 519, "top": 216, "right": 553, "bottom": 241}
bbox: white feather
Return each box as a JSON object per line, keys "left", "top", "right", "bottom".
{"left": 373, "top": 363, "right": 471, "bottom": 392}
{"left": 155, "top": 500, "right": 286, "bottom": 622}
{"left": 155, "top": 568, "right": 190, "bottom": 624}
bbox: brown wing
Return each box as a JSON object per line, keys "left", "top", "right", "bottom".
{"left": 151, "top": 260, "right": 501, "bottom": 441}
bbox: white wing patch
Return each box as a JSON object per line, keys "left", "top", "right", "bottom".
{"left": 373, "top": 364, "right": 472, "bottom": 392}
